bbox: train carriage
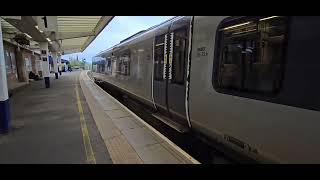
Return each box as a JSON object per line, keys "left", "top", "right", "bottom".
{"left": 92, "top": 16, "right": 320, "bottom": 163}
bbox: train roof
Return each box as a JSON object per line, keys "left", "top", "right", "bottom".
{"left": 94, "top": 16, "right": 182, "bottom": 58}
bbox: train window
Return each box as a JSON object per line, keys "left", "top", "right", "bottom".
{"left": 118, "top": 50, "right": 131, "bottom": 76}
{"left": 117, "top": 56, "right": 122, "bottom": 74}
{"left": 172, "top": 27, "right": 187, "bottom": 84}
{"left": 214, "top": 16, "right": 288, "bottom": 95}
{"left": 154, "top": 35, "right": 165, "bottom": 81}
{"left": 106, "top": 58, "right": 112, "bottom": 74}
{"left": 100, "top": 64, "right": 105, "bottom": 73}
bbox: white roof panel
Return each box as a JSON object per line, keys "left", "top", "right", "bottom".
{"left": 1, "top": 16, "right": 114, "bottom": 55}
{"left": 57, "top": 16, "right": 113, "bottom": 54}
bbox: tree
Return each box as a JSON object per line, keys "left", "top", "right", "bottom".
{"left": 69, "top": 57, "right": 87, "bottom": 69}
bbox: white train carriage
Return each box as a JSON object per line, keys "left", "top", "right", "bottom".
{"left": 92, "top": 16, "right": 320, "bottom": 163}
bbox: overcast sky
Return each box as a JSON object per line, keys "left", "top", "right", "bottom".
{"left": 61, "top": 16, "right": 174, "bottom": 63}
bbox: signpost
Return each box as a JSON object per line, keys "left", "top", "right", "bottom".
{"left": 36, "top": 16, "right": 58, "bottom": 32}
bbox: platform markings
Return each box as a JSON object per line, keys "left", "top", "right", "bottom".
{"left": 75, "top": 81, "right": 96, "bottom": 164}
{"left": 84, "top": 71, "right": 200, "bottom": 164}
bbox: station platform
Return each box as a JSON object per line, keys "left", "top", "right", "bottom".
{"left": 0, "top": 70, "right": 199, "bottom": 164}
{"left": 80, "top": 70, "right": 198, "bottom": 164}
{"left": 0, "top": 71, "right": 112, "bottom": 164}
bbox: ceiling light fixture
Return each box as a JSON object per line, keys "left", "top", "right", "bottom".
{"left": 259, "top": 16, "right": 280, "bottom": 21}
{"left": 35, "top": 25, "right": 44, "bottom": 33}
{"left": 223, "top": 22, "right": 251, "bottom": 30}
{"left": 24, "top": 33, "right": 32, "bottom": 39}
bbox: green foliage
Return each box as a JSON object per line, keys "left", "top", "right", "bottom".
{"left": 69, "top": 57, "right": 87, "bottom": 68}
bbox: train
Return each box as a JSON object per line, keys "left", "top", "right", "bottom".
{"left": 91, "top": 16, "right": 320, "bottom": 163}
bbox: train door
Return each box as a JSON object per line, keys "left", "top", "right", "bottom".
{"left": 152, "top": 17, "right": 192, "bottom": 132}
{"left": 167, "top": 17, "right": 191, "bottom": 127}
{"left": 153, "top": 31, "right": 169, "bottom": 116}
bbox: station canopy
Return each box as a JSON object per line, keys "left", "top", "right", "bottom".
{"left": 1, "top": 16, "right": 114, "bottom": 55}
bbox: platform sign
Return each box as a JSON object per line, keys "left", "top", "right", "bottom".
{"left": 36, "top": 16, "right": 57, "bottom": 32}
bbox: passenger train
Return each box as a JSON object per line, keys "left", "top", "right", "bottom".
{"left": 92, "top": 16, "right": 320, "bottom": 163}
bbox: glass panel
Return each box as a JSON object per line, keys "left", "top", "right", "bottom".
{"left": 172, "top": 27, "right": 187, "bottom": 84}
{"left": 120, "top": 50, "right": 130, "bottom": 76}
{"left": 154, "top": 35, "right": 165, "bottom": 81}
{"left": 217, "top": 16, "right": 288, "bottom": 94}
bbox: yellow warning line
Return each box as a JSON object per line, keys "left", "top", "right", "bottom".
{"left": 75, "top": 83, "right": 96, "bottom": 164}
{"left": 84, "top": 71, "right": 200, "bottom": 164}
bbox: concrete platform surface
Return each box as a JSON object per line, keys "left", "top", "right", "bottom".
{"left": 0, "top": 71, "right": 112, "bottom": 164}
{"left": 80, "top": 70, "right": 200, "bottom": 164}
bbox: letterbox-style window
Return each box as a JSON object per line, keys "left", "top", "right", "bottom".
{"left": 214, "top": 16, "right": 288, "bottom": 95}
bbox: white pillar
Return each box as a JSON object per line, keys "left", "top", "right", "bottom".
{"left": 39, "top": 42, "right": 50, "bottom": 88}
{"left": 52, "top": 52, "right": 58, "bottom": 79}
{"left": 0, "top": 20, "right": 10, "bottom": 133}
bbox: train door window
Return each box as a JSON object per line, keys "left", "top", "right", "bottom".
{"left": 172, "top": 27, "right": 188, "bottom": 84}
{"left": 154, "top": 34, "right": 165, "bottom": 81}
{"left": 214, "top": 16, "right": 288, "bottom": 95}
{"left": 102, "top": 64, "right": 106, "bottom": 73}
{"left": 120, "top": 50, "right": 130, "bottom": 76}
{"left": 106, "top": 59, "right": 112, "bottom": 74}
{"left": 117, "top": 56, "right": 122, "bottom": 74}
{"left": 92, "top": 64, "right": 97, "bottom": 72}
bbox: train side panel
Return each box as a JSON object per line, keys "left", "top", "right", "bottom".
{"left": 189, "top": 16, "right": 320, "bottom": 163}
{"left": 93, "top": 33, "right": 155, "bottom": 105}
